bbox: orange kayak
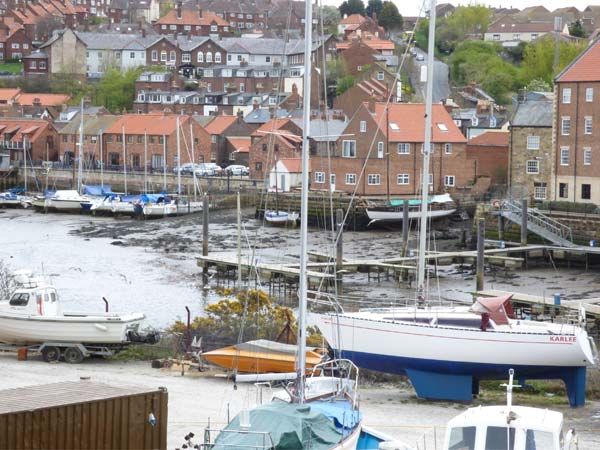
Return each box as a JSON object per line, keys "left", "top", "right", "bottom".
{"left": 202, "top": 339, "right": 326, "bottom": 373}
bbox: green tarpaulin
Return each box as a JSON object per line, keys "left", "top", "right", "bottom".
{"left": 212, "top": 402, "right": 342, "bottom": 450}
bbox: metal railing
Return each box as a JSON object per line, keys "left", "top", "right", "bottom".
{"left": 502, "top": 198, "right": 573, "bottom": 244}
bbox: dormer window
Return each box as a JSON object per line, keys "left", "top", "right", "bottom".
{"left": 471, "top": 116, "right": 479, "bottom": 127}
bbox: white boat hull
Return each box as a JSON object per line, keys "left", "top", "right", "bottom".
{"left": 143, "top": 203, "right": 178, "bottom": 217}
{"left": 365, "top": 208, "right": 456, "bottom": 223}
{"left": 265, "top": 210, "right": 299, "bottom": 224}
{"left": 0, "top": 311, "right": 145, "bottom": 345}
{"left": 45, "top": 197, "right": 89, "bottom": 212}
{"left": 175, "top": 202, "right": 203, "bottom": 215}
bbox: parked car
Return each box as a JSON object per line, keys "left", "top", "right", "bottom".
{"left": 194, "top": 163, "right": 223, "bottom": 176}
{"left": 415, "top": 53, "right": 425, "bottom": 61}
{"left": 173, "top": 163, "right": 200, "bottom": 175}
{"left": 224, "top": 165, "right": 250, "bottom": 176}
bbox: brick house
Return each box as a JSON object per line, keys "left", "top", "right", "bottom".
{"left": 23, "top": 50, "right": 48, "bottom": 74}
{"left": 102, "top": 114, "right": 211, "bottom": 171}
{"left": 153, "top": 3, "right": 231, "bottom": 37}
{"left": 203, "top": 114, "right": 254, "bottom": 166}
{"left": 249, "top": 118, "right": 303, "bottom": 179}
{"left": 509, "top": 95, "right": 554, "bottom": 201}
{"left": 58, "top": 114, "right": 120, "bottom": 167}
{"left": 0, "top": 24, "right": 33, "bottom": 60}
{"left": 466, "top": 131, "right": 509, "bottom": 186}
{"left": 311, "top": 102, "right": 473, "bottom": 196}
{"left": 338, "top": 40, "right": 378, "bottom": 76}
{"left": 225, "top": 136, "right": 250, "bottom": 166}
{"left": 0, "top": 118, "right": 58, "bottom": 162}
{"left": 39, "top": 28, "right": 87, "bottom": 76}
{"left": 333, "top": 78, "right": 390, "bottom": 119}
{"left": 198, "top": 0, "right": 269, "bottom": 31}
{"left": 553, "top": 38, "right": 600, "bottom": 204}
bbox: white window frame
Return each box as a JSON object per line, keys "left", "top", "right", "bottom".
{"left": 561, "top": 117, "right": 570, "bottom": 136}
{"left": 377, "top": 141, "right": 384, "bottom": 158}
{"left": 444, "top": 175, "right": 455, "bottom": 187}
{"left": 151, "top": 50, "right": 158, "bottom": 61}
{"left": 359, "top": 120, "right": 366, "bottom": 133}
{"left": 377, "top": 71, "right": 384, "bottom": 81}
{"left": 534, "top": 184, "right": 547, "bottom": 200}
{"left": 562, "top": 87, "right": 571, "bottom": 104}
{"left": 586, "top": 87, "right": 593, "bottom": 102}
{"left": 397, "top": 143, "right": 410, "bottom": 154}
{"left": 421, "top": 142, "right": 434, "bottom": 154}
{"left": 397, "top": 173, "right": 409, "bottom": 185}
{"left": 526, "top": 160, "right": 539, "bottom": 174}
{"left": 314, "top": 171, "right": 325, "bottom": 184}
{"left": 584, "top": 116, "right": 592, "bottom": 135}
{"left": 560, "top": 147, "right": 569, "bottom": 166}
{"left": 584, "top": 147, "right": 592, "bottom": 166}
{"left": 215, "top": 52, "right": 221, "bottom": 63}
{"left": 206, "top": 52, "right": 212, "bottom": 63}
{"left": 160, "top": 51, "right": 167, "bottom": 62}
{"left": 342, "top": 140, "right": 356, "bottom": 158}
{"left": 527, "top": 135, "right": 540, "bottom": 150}
{"left": 197, "top": 52, "right": 204, "bottom": 63}
{"left": 182, "top": 52, "right": 191, "bottom": 63}
{"left": 444, "top": 143, "right": 452, "bottom": 154}
{"left": 330, "top": 173, "right": 336, "bottom": 186}
{"left": 367, "top": 174, "right": 381, "bottom": 185}
{"left": 345, "top": 173, "right": 356, "bottom": 185}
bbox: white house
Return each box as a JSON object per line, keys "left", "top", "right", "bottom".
{"left": 269, "top": 158, "right": 306, "bottom": 192}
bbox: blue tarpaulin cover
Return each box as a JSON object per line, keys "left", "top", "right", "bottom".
{"left": 83, "top": 185, "right": 112, "bottom": 196}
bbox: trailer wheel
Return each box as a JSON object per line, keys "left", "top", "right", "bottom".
{"left": 41, "top": 346, "right": 61, "bottom": 363}
{"left": 63, "top": 347, "right": 84, "bottom": 364}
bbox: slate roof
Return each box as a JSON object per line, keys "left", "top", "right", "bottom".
{"left": 290, "top": 119, "right": 347, "bottom": 142}
{"left": 58, "top": 115, "right": 121, "bottom": 135}
{"left": 511, "top": 100, "right": 553, "bottom": 127}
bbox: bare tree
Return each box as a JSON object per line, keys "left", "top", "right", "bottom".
{"left": 0, "top": 260, "right": 15, "bottom": 299}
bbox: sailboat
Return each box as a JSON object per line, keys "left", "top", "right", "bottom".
{"left": 310, "top": 0, "right": 597, "bottom": 409}
{"left": 200, "top": 1, "right": 364, "bottom": 448}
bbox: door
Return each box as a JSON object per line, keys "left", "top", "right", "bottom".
{"left": 280, "top": 174, "right": 286, "bottom": 192}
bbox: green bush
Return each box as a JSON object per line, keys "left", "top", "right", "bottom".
{"left": 539, "top": 201, "right": 598, "bottom": 214}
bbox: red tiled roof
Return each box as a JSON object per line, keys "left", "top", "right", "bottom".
{"left": 373, "top": 103, "right": 467, "bottom": 143}
{"left": 156, "top": 9, "right": 228, "bottom": 27}
{"left": 0, "top": 89, "right": 22, "bottom": 102}
{"left": 337, "top": 38, "right": 394, "bottom": 52}
{"left": 340, "top": 14, "right": 367, "bottom": 25}
{"left": 17, "top": 93, "right": 71, "bottom": 106}
{"left": 468, "top": 131, "right": 509, "bottom": 147}
{"left": 556, "top": 38, "right": 600, "bottom": 82}
{"left": 226, "top": 137, "right": 250, "bottom": 152}
{"left": 251, "top": 118, "right": 292, "bottom": 137}
{"left": 204, "top": 115, "right": 237, "bottom": 134}
{"left": 105, "top": 114, "right": 190, "bottom": 135}
{"left": 0, "top": 119, "right": 51, "bottom": 143}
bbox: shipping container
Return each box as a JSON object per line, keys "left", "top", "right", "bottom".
{"left": 0, "top": 380, "right": 168, "bottom": 450}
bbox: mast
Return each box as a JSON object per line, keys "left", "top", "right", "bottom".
{"left": 176, "top": 116, "right": 181, "bottom": 195}
{"left": 144, "top": 128, "right": 148, "bottom": 194}
{"left": 162, "top": 134, "right": 167, "bottom": 192}
{"left": 296, "top": 0, "right": 313, "bottom": 404}
{"left": 99, "top": 129, "right": 104, "bottom": 189}
{"left": 77, "top": 98, "right": 84, "bottom": 194}
{"left": 190, "top": 121, "right": 197, "bottom": 201}
{"left": 122, "top": 125, "right": 127, "bottom": 194}
{"left": 416, "top": 0, "right": 437, "bottom": 301}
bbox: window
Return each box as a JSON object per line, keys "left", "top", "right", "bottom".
{"left": 559, "top": 183, "right": 568, "bottom": 198}
{"left": 359, "top": 121, "right": 366, "bottom": 133}
{"left": 560, "top": 147, "right": 569, "bottom": 166}
{"left": 211, "top": 25, "right": 218, "bottom": 32}
{"left": 197, "top": 52, "right": 204, "bottom": 63}
{"left": 562, "top": 87, "right": 571, "bottom": 104}
{"left": 377, "top": 71, "right": 384, "bottom": 81}
{"left": 586, "top": 87, "right": 593, "bottom": 102}
{"left": 526, "top": 136, "right": 540, "bottom": 150}
{"left": 534, "top": 182, "right": 547, "bottom": 200}
{"left": 106, "top": 135, "right": 113, "bottom": 143}
{"left": 444, "top": 143, "right": 452, "bottom": 154}
{"left": 585, "top": 116, "right": 592, "bottom": 135}
{"left": 116, "top": 135, "right": 122, "bottom": 143}
{"left": 262, "top": 144, "right": 267, "bottom": 152}
{"left": 160, "top": 51, "right": 167, "bottom": 62}
{"left": 97, "top": 50, "right": 102, "bottom": 58}
{"left": 314, "top": 171, "right": 325, "bottom": 183}
{"left": 584, "top": 147, "right": 592, "bottom": 165}
{"left": 215, "top": 52, "right": 221, "bottom": 63}
{"left": 397, "top": 174, "right": 409, "bottom": 185}
{"left": 206, "top": 52, "right": 212, "bottom": 62}
{"left": 377, "top": 141, "right": 384, "bottom": 158}
{"left": 184, "top": 25, "right": 191, "bottom": 31}
{"left": 40, "top": 62, "right": 46, "bottom": 70}
{"left": 525, "top": 430, "right": 554, "bottom": 450}
{"left": 421, "top": 142, "right": 434, "bottom": 153}
{"left": 182, "top": 53, "right": 191, "bottom": 63}
{"left": 447, "top": 427, "right": 476, "bottom": 450}
{"left": 127, "top": 135, "right": 134, "bottom": 144}
{"left": 345, "top": 173, "right": 356, "bottom": 185}
{"left": 109, "top": 152, "right": 119, "bottom": 165}
{"left": 367, "top": 174, "right": 381, "bottom": 185}
{"left": 23, "top": 44, "right": 28, "bottom": 50}
{"left": 485, "top": 426, "right": 515, "bottom": 450}
{"left": 265, "top": 56, "right": 271, "bottom": 63}
{"left": 429, "top": 174, "right": 433, "bottom": 185}
{"left": 129, "top": 51, "right": 135, "bottom": 59}
{"left": 170, "top": 25, "right": 176, "bottom": 30}
{"left": 512, "top": 33, "right": 520, "bottom": 40}
{"left": 151, "top": 50, "right": 158, "bottom": 61}
{"left": 561, "top": 117, "right": 570, "bottom": 135}
{"left": 493, "top": 34, "right": 500, "bottom": 40}
{"left": 136, "top": 135, "right": 142, "bottom": 144}
{"left": 30, "top": 61, "right": 36, "bottom": 69}
{"left": 169, "top": 51, "right": 176, "bottom": 62}
{"left": 240, "top": 83, "right": 245, "bottom": 92}
{"left": 444, "top": 175, "right": 455, "bottom": 187}
{"left": 151, "top": 154, "right": 164, "bottom": 168}
{"left": 526, "top": 160, "right": 539, "bottom": 174}
{"left": 582, "top": 184, "right": 591, "bottom": 200}
{"left": 397, "top": 143, "right": 410, "bottom": 154}
{"left": 330, "top": 174, "right": 336, "bottom": 186}
{"left": 342, "top": 140, "right": 356, "bottom": 158}
{"left": 531, "top": 33, "right": 538, "bottom": 39}
{"left": 211, "top": 135, "right": 217, "bottom": 143}
{"left": 357, "top": 65, "right": 362, "bottom": 71}
{"left": 62, "top": 135, "right": 68, "bottom": 143}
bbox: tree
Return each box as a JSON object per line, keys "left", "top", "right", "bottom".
{"left": 446, "top": 5, "right": 491, "bottom": 36}
{"left": 92, "top": 68, "right": 144, "bottom": 112}
{"left": 378, "top": 1, "right": 402, "bottom": 31}
{"left": 336, "top": 75, "right": 354, "bottom": 95}
{"left": 527, "top": 78, "right": 552, "bottom": 92}
{"left": 569, "top": 20, "right": 585, "bottom": 38}
{"left": 319, "top": 5, "right": 341, "bottom": 34}
{"left": 521, "top": 35, "right": 587, "bottom": 84}
{"left": 339, "top": 0, "right": 365, "bottom": 17}
{"left": 366, "top": 0, "right": 383, "bottom": 19}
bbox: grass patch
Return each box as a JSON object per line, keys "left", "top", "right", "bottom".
{"left": 112, "top": 344, "right": 176, "bottom": 361}
{"left": 0, "top": 63, "right": 23, "bottom": 74}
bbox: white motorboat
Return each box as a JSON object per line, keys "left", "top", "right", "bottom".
{"left": 35, "top": 190, "right": 89, "bottom": 213}
{"left": 443, "top": 369, "right": 579, "bottom": 450}
{"left": 264, "top": 210, "right": 299, "bottom": 225}
{"left": 143, "top": 201, "right": 178, "bottom": 217}
{"left": 0, "top": 271, "right": 152, "bottom": 346}
{"left": 365, "top": 193, "right": 456, "bottom": 225}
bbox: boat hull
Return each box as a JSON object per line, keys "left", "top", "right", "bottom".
{"left": 264, "top": 210, "right": 299, "bottom": 225}
{"left": 365, "top": 208, "right": 456, "bottom": 223}
{"left": 0, "top": 312, "right": 145, "bottom": 345}
{"left": 143, "top": 204, "right": 178, "bottom": 217}
{"left": 202, "top": 345, "right": 324, "bottom": 373}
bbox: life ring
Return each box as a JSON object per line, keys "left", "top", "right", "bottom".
{"left": 492, "top": 200, "right": 500, "bottom": 208}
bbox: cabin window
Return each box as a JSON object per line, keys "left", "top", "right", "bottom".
{"left": 50, "top": 292, "right": 57, "bottom": 302}
{"left": 447, "top": 426, "right": 476, "bottom": 450}
{"left": 525, "top": 429, "right": 553, "bottom": 449}
{"left": 485, "top": 426, "right": 515, "bottom": 450}
{"left": 9, "top": 292, "right": 30, "bottom": 306}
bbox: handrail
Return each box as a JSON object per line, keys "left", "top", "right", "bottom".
{"left": 501, "top": 199, "right": 573, "bottom": 243}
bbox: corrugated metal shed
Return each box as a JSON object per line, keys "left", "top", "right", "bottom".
{"left": 0, "top": 381, "right": 168, "bottom": 450}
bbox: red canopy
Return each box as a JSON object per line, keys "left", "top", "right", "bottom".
{"left": 470, "top": 294, "right": 515, "bottom": 325}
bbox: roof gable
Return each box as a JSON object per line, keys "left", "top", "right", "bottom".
{"left": 555, "top": 38, "right": 600, "bottom": 82}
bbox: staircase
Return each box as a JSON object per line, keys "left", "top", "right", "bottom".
{"left": 500, "top": 199, "right": 576, "bottom": 247}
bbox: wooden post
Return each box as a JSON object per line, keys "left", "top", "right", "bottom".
{"left": 476, "top": 218, "right": 485, "bottom": 292}
{"left": 521, "top": 199, "right": 528, "bottom": 246}
{"left": 402, "top": 203, "right": 409, "bottom": 250}
{"left": 203, "top": 195, "right": 209, "bottom": 277}
{"left": 498, "top": 215, "right": 505, "bottom": 241}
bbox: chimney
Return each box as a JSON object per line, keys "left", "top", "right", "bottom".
{"left": 198, "top": 8, "right": 203, "bottom": 18}
{"left": 176, "top": 1, "right": 182, "bottom": 19}
{"left": 141, "top": 27, "right": 146, "bottom": 37}
{"left": 32, "top": 97, "right": 42, "bottom": 107}
{"left": 236, "top": 109, "right": 243, "bottom": 118}
{"left": 252, "top": 100, "right": 259, "bottom": 110}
